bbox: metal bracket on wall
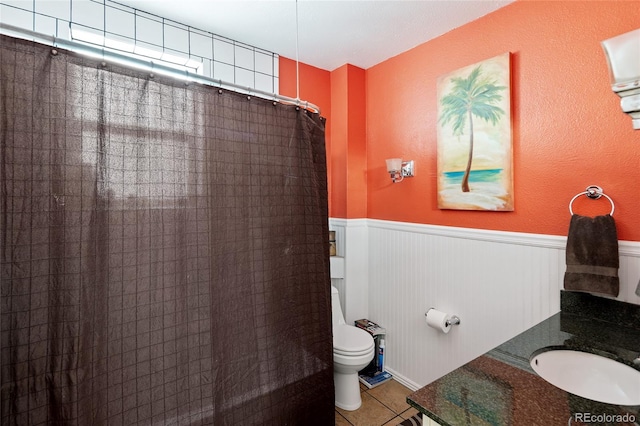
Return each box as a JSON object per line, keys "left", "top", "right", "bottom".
{"left": 401, "top": 160, "right": 415, "bottom": 178}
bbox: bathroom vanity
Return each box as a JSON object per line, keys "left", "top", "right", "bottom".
{"left": 407, "top": 291, "right": 640, "bottom": 425}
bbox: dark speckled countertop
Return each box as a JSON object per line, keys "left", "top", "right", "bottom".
{"left": 407, "top": 291, "right": 640, "bottom": 426}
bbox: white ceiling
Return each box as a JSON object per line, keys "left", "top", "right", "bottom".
{"left": 117, "top": 0, "right": 514, "bottom": 71}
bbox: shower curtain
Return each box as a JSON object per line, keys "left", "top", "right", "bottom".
{"left": 0, "top": 35, "right": 334, "bottom": 425}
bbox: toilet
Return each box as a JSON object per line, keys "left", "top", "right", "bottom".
{"left": 331, "top": 286, "right": 375, "bottom": 411}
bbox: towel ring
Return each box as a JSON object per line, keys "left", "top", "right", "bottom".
{"left": 568, "top": 185, "right": 615, "bottom": 216}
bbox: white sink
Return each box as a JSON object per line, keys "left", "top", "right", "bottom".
{"left": 530, "top": 349, "right": 640, "bottom": 406}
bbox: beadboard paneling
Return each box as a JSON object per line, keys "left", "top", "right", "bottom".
{"left": 367, "top": 221, "right": 563, "bottom": 389}
{"left": 333, "top": 218, "right": 640, "bottom": 391}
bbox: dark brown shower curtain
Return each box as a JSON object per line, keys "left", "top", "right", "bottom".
{"left": 1, "top": 35, "right": 334, "bottom": 425}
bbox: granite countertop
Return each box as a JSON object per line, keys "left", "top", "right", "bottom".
{"left": 407, "top": 291, "right": 640, "bottom": 426}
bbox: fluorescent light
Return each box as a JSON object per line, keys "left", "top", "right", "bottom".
{"left": 71, "top": 27, "right": 203, "bottom": 74}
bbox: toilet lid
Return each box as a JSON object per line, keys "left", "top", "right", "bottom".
{"left": 333, "top": 325, "right": 374, "bottom": 353}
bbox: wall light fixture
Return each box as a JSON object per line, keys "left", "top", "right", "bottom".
{"left": 385, "top": 158, "right": 415, "bottom": 183}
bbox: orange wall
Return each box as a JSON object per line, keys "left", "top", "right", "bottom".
{"left": 330, "top": 64, "right": 367, "bottom": 218}
{"left": 283, "top": 0, "right": 640, "bottom": 241}
{"left": 280, "top": 59, "right": 367, "bottom": 218}
{"left": 279, "top": 57, "right": 331, "bottom": 115}
{"left": 367, "top": 0, "right": 640, "bottom": 240}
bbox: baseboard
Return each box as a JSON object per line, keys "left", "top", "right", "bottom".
{"left": 384, "top": 366, "right": 422, "bottom": 392}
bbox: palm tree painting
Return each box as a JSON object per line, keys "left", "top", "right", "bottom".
{"left": 437, "top": 53, "right": 513, "bottom": 211}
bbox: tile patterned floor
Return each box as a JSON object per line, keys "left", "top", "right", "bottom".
{"left": 335, "top": 379, "right": 419, "bottom": 426}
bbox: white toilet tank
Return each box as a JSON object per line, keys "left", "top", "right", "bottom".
{"left": 331, "top": 286, "right": 346, "bottom": 326}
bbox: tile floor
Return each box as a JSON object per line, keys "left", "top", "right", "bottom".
{"left": 335, "top": 379, "right": 420, "bottom": 426}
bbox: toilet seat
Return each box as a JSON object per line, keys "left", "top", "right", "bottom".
{"left": 334, "top": 347, "right": 374, "bottom": 357}
{"left": 333, "top": 325, "right": 375, "bottom": 355}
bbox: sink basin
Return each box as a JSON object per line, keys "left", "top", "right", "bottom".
{"left": 530, "top": 349, "right": 640, "bottom": 406}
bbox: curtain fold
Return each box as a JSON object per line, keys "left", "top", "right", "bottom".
{"left": 1, "top": 35, "right": 333, "bottom": 425}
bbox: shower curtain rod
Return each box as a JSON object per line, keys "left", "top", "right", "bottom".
{"left": 0, "top": 23, "right": 321, "bottom": 115}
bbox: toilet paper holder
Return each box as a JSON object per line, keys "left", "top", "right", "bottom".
{"left": 446, "top": 315, "right": 461, "bottom": 327}
{"left": 424, "top": 309, "right": 461, "bottom": 326}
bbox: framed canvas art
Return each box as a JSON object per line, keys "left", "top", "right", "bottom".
{"left": 437, "top": 53, "right": 513, "bottom": 211}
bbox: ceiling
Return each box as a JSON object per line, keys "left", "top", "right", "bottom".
{"left": 117, "top": 0, "right": 514, "bottom": 71}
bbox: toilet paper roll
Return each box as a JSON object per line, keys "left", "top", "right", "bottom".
{"left": 425, "top": 308, "right": 452, "bottom": 333}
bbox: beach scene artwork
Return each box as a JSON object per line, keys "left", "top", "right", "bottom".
{"left": 437, "top": 53, "right": 513, "bottom": 211}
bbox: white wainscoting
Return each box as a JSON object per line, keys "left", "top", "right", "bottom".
{"left": 329, "top": 218, "right": 640, "bottom": 391}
